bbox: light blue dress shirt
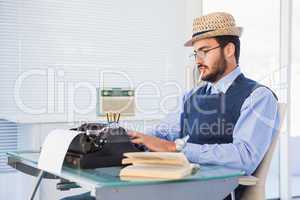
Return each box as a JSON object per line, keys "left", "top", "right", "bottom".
{"left": 147, "top": 67, "right": 279, "bottom": 175}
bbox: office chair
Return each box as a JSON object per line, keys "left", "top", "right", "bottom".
{"left": 231, "top": 103, "right": 286, "bottom": 200}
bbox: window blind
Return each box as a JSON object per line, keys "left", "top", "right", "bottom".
{"left": 0, "top": 0, "right": 186, "bottom": 122}
{"left": 0, "top": 120, "right": 18, "bottom": 173}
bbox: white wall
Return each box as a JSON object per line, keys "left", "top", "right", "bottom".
{"left": 0, "top": 172, "right": 32, "bottom": 200}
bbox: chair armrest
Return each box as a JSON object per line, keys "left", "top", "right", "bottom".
{"left": 238, "top": 175, "right": 259, "bottom": 186}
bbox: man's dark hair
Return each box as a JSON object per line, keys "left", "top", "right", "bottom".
{"left": 214, "top": 35, "right": 240, "bottom": 64}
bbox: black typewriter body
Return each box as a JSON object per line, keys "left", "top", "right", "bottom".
{"left": 64, "top": 123, "right": 143, "bottom": 169}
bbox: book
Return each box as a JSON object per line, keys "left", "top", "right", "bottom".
{"left": 119, "top": 152, "right": 199, "bottom": 180}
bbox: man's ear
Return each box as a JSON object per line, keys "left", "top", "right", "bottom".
{"left": 224, "top": 42, "right": 235, "bottom": 60}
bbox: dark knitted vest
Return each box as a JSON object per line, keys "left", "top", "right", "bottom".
{"left": 180, "top": 74, "right": 277, "bottom": 144}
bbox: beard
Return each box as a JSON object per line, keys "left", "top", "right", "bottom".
{"left": 199, "top": 52, "right": 227, "bottom": 83}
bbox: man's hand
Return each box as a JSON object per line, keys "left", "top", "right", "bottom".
{"left": 127, "top": 130, "right": 176, "bottom": 152}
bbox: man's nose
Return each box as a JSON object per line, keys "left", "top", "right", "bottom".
{"left": 196, "top": 57, "right": 204, "bottom": 66}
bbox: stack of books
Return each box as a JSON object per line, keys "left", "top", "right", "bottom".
{"left": 119, "top": 152, "right": 199, "bottom": 180}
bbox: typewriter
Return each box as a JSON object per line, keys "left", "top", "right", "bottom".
{"left": 64, "top": 113, "right": 144, "bottom": 169}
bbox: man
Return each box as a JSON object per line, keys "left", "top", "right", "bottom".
{"left": 62, "top": 12, "right": 279, "bottom": 200}
{"left": 128, "top": 12, "right": 279, "bottom": 199}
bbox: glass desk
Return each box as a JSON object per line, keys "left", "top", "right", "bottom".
{"left": 7, "top": 151, "right": 244, "bottom": 200}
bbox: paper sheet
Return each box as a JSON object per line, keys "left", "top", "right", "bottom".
{"left": 38, "top": 129, "right": 80, "bottom": 175}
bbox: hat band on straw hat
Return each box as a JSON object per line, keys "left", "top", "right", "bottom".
{"left": 192, "top": 30, "right": 214, "bottom": 38}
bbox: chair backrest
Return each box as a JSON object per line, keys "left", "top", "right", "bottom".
{"left": 254, "top": 103, "right": 286, "bottom": 182}
{"left": 242, "top": 103, "right": 286, "bottom": 200}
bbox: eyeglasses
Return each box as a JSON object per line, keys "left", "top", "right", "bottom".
{"left": 189, "top": 45, "right": 222, "bottom": 61}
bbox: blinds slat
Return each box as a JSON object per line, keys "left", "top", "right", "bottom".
{"left": 0, "top": 118, "right": 18, "bottom": 172}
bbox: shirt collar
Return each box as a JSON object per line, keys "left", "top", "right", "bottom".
{"left": 207, "top": 66, "right": 242, "bottom": 94}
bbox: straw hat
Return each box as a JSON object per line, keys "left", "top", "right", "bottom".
{"left": 184, "top": 12, "right": 243, "bottom": 47}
